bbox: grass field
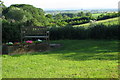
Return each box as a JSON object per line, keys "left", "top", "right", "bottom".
{"left": 2, "top": 40, "right": 119, "bottom": 78}
{"left": 92, "top": 13, "right": 102, "bottom": 18}
{"left": 73, "top": 17, "right": 118, "bottom": 28}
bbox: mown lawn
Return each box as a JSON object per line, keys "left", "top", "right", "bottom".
{"left": 2, "top": 40, "right": 119, "bottom": 78}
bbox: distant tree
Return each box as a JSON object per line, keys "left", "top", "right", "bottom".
{"left": 97, "top": 13, "right": 118, "bottom": 20}
{"left": 77, "top": 12, "right": 85, "bottom": 17}
{"left": 86, "top": 12, "right": 92, "bottom": 17}
{"left": 61, "top": 13, "right": 76, "bottom": 18}
{"left": 62, "top": 15, "right": 70, "bottom": 19}
{"left": 55, "top": 13, "right": 63, "bottom": 20}
{"left": 45, "top": 14, "right": 52, "bottom": 18}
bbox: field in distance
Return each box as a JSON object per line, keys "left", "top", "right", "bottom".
{"left": 73, "top": 17, "right": 118, "bottom": 28}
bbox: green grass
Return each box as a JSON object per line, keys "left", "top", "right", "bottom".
{"left": 95, "top": 17, "right": 118, "bottom": 24}
{"left": 2, "top": 40, "right": 119, "bottom": 78}
{"left": 73, "top": 17, "right": 118, "bottom": 28}
{"left": 92, "top": 13, "right": 102, "bottom": 18}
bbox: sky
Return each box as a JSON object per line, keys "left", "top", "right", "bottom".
{"left": 3, "top": 0, "right": 119, "bottom": 10}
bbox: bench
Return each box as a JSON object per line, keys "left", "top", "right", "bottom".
{"left": 21, "top": 26, "right": 49, "bottom": 42}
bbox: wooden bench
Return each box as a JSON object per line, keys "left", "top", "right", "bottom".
{"left": 21, "top": 26, "right": 49, "bottom": 42}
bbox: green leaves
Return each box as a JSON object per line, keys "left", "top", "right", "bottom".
{"left": 5, "top": 8, "right": 25, "bottom": 22}
{"left": 3, "top": 4, "right": 47, "bottom": 26}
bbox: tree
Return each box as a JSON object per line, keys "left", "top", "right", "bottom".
{"left": 77, "top": 12, "right": 85, "bottom": 17}
{"left": 5, "top": 4, "right": 48, "bottom": 26}
{"left": 86, "top": 12, "right": 92, "bottom": 17}
{"left": 0, "top": 1, "right": 6, "bottom": 8}
{"left": 5, "top": 7, "right": 32, "bottom": 22}
{"left": 61, "top": 13, "right": 76, "bottom": 18}
{"left": 45, "top": 14, "right": 52, "bottom": 18}
{"left": 55, "top": 13, "right": 63, "bottom": 20}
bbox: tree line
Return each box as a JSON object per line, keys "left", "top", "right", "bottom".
{"left": 1, "top": 3, "right": 119, "bottom": 42}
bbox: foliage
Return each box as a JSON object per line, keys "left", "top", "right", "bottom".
{"left": 73, "top": 17, "right": 118, "bottom": 27}
{"left": 63, "top": 16, "right": 93, "bottom": 25}
{"left": 45, "top": 14, "right": 52, "bottom": 18}
{"left": 51, "top": 12, "right": 93, "bottom": 26}
{"left": 2, "top": 21, "right": 119, "bottom": 43}
{"left": 49, "top": 24, "right": 119, "bottom": 40}
{"left": 54, "top": 13, "right": 63, "bottom": 20}
{"left": 77, "top": 12, "right": 85, "bottom": 17}
{"left": 88, "top": 24, "right": 119, "bottom": 39}
{"left": 3, "top": 4, "right": 48, "bottom": 26}
{"left": 97, "top": 13, "right": 118, "bottom": 20}
{"left": 2, "top": 3, "right": 119, "bottom": 42}
{"left": 0, "top": 0, "right": 6, "bottom": 8}
{"left": 5, "top": 7, "right": 31, "bottom": 22}
{"left": 2, "top": 19, "right": 21, "bottom": 42}
{"left": 61, "top": 13, "right": 76, "bottom": 18}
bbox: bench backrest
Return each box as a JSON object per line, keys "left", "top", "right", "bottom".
{"left": 21, "top": 26, "right": 48, "bottom": 36}
{"left": 21, "top": 26, "right": 49, "bottom": 42}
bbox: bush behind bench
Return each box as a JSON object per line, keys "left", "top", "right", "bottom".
{"left": 2, "top": 22, "right": 119, "bottom": 43}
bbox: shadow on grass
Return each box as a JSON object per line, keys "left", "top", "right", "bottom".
{"left": 10, "top": 40, "right": 119, "bottom": 61}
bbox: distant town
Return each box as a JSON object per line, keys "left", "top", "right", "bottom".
{"left": 45, "top": 8, "right": 118, "bottom": 15}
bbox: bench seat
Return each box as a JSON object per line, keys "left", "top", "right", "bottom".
{"left": 24, "top": 36, "right": 49, "bottom": 38}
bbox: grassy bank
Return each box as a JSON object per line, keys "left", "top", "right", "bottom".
{"left": 2, "top": 40, "right": 119, "bottom": 78}
{"left": 73, "top": 17, "right": 118, "bottom": 28}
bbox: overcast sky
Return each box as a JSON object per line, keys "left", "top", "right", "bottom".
{"left": 3, "top": 0, "right": 119, "bottom": 10}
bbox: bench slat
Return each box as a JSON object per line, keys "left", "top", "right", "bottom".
{"left": 24, "top": 36, "right": 49, "bottom": 38}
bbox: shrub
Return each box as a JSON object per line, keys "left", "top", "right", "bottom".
{"left": 2, "top": 20, "right": 21, "bottom": 42}
{"left": 49, "top": 24, "right": 119, "bottom": 40}
{"left": 3, "top": 22, "right": 119, "bottom": 42}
